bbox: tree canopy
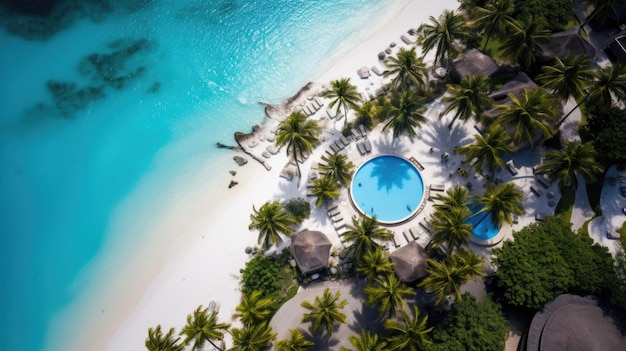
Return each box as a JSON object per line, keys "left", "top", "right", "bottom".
{"left": 492, "top": 216, "right": 616, "bottom": 309}
{"left": 427, "top": 293, "right": 510, "bottom": 351}
{"left": 586, "top": 105, "right": 626, "bottom": 170}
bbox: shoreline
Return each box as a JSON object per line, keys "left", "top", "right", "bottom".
{"left": 53, "top": 1, "right": 461, "bottom": 350}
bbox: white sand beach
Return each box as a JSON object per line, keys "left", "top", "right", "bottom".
{"left": 53, "top": 1, "right": 458, "bottom": 350}
{"left": 50, "top": 0, "right": 621, "bottom": 350}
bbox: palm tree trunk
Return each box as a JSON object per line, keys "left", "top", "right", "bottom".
{"left": 207, "top": 339, "right": 224, "bottom": 351}
{"left": 293, "top": 143, "right": 302, "bottom": 188}
{"left": 482, "top": 25, "right": 495, "bottom": 52}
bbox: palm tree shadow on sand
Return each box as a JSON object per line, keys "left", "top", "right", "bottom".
{"left": 300, "top": 328, "right": 341, "bottom": 351}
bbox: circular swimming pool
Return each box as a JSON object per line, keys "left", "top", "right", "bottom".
{"left": 466, "top": 204, "right": 500, "bottom": 241}
{"left": 350, "top": 154, "right": 425, "bottom": 224}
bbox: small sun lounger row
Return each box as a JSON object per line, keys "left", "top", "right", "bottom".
{"left": 326, "top": 109, "right": 344, "bottom": 120}
{"left": 419, "top": 220, "right": 433, "bottom": 233}
{"left": 357, "top": 138, "right": 372, "bottom": 155}
{"left": 326, "top": 135, "right": 351, "bottom": 155}
{"left": 302, "top": 97, "right": 324, "bottom": 116}
{"left": 402, "top": 227, "right": 422, "bottom": 243}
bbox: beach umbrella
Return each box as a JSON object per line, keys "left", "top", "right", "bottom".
{"left": 390, "top": 241, "right": 428, "bottom": 283}
{"left": 291, "top": 230, "right": 332, "bottom": 276}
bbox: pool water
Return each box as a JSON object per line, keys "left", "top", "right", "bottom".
{"left": 466, "top": 205, "right": 500, "bottom": 240}
{"left": 350, "top": 155, "right": 424, "bottom": 224}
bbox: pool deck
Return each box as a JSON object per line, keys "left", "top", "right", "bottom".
{"left": 270, "top": 93, "right": 562, "bottom": 272}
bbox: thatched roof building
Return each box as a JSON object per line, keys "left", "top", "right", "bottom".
{"left": 452, "top": 48, "right": 498, "bottom": 81}
{"left": 526, "top": 294, "right": 626, "bottom": 351}
{"left": 290, "top": 230, "right": 332, "bottom": 277}
{"left": 538, "top": 27, "right": 596, "bottom": 61}
{"left": 390, "top": 241, "right": 428, "bottom": 283}
{"left": 489, "top": 72, "right": 539, "bottom": 101}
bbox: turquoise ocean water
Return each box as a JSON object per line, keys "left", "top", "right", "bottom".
{"left": 0, "top": 1, "right": 390, "bottom": 350}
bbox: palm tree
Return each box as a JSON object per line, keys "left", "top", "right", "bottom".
{"left": 418, "top": 252, "right": 485, "bottom": 305}
{"left": 339, "top": 329, "right": 388, "bottom": 351}
{"left": 383, "top": 305, "right": 433, "bottom": 351}
{"left": 588, "top": 63, "right": 626, "bottom": 107}
{"left": 430, "top": 205, "right": 473, "bottom": 256}
{"left": 275, "top": 111, "right": 322, "bottom": 183}
{"left": 499, "top": 16, "right": 550, "bottom": 71}
{"left": 233, "top": 290, "right": 274, "bottom": 327}
{"left": 537, "top": 54, "right": 595, "bottom": 102}
{"left": 323, "top": 77, "right": 362, "bottom": 127}
{"left": 342, "top": 215, "right": 394, "bottom": 264}
{"left": 456, "top": 124, "right": 514, "bottom": 178}
{"left": 353, "top": 99, "right": 378, "bottom": 129}
{"left": 249, "top": 201, "right": 298, "bottom": 250}
{"left": 383, "top": 47, "right": 428, "bottom": 91}
{"left": 364, "top": 274, "right": 415, "bottom": 319}
{"left": 319, "top": 153, "right": 355, "bottom": 186}
{"left": 535, "top": 141, "right": 603, "bottom": 191}
{"left": 274, "top": 329, "right": 314, "bottom": 351}
{"left": 146, "top": 325, "right": 184, "bottom": 351}
{"left": 180, "top": 306, "right": 230, "bottom": 351}
{"left": 382, "top": 90, "right": 427, "bottom": 142}
{"left": 495, "top": 88, "right": 558, "bottom": 148}
{"left": 356, "top": 246, "right": 395, "bottom": 282}
{"left": 473, "top": 182, "right": 524, "bottom": 228}
{"left": 454, "top": 248, "right": 486, "bottom": 278}
{"left": 432, "top": 185, "right": 470, "bottom": 212}
{"left": 473, "top": 0, "right": 516, "bottom": 51}
{"left": 442, "top": 74, "right": 493, "bottom": 129}
{"left": 301, "top": 288, "right": 348, "bottom": 338}
{"left": 229, "top": 322, "right": 276, "bottom": 351}
{"left": 310, "top": 175, "right": 341, "bottom": 207}
{"left": 418, "top": 9, "right": 472, "bottom": 67}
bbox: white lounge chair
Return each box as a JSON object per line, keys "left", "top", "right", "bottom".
{"left": 530, "top": 184, "right": 543, "bottom": 197}
{"left": 506, "top": 160, "right": 519, "bottom": 176}
{"left": 363, "top": 138, "right": 372, "bottom": 153}
{"left": 430, "top": 184, "right": 445, "bottom": 192}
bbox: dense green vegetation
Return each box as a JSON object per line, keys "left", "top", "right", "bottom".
{"left": 492, "top": 216, "right": 617, "bottom": 309}
{"left": 239, "top": 251, "right": 299, "bottom": 306}
{"left": 427, "top": 293, "right": 510, "bottom": 351}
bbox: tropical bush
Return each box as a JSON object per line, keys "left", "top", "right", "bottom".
{"left": 427, "top": 293, "right": 510, "bottom": 351}
{"left": 283, "top": 197, "right": 310, "bottom": 223}
{"left": 239, "top": 250, "right": 298, "bottom": 310}
{"left": 492, "top": 216, "right": 616, "bottom": 309}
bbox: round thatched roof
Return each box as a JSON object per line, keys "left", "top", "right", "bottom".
{"left": 390, "top": 241, "right": 428, "bottom": 283}
{"left": 526, "top": 294, "right": 626, "bottom": 351}
{"left": 290, "top": 230, "right": 332, "bottom": 276}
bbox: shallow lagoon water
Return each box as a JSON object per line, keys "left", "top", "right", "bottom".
{"left": 0, "top": 1, "right": 389, "bottom": 349}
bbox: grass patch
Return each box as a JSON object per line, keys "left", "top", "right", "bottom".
{"left": 555, "top": 186, "right": 575, "bottom": 220}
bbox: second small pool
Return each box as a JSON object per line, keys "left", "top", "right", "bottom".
{"left": 466, "top": 204, "right": 500, "bottom": 241}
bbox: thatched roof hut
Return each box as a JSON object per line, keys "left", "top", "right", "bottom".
{"left": 539, "top": 27, "right": 596, "bottom": 61}
{"left": 290, "top": 230, "right": 332, "bottom": 277}
{"left": 452, "top": 48, "right": 498, "bottom": 81}
{"left": 489, "top": 72, "right": 539, "bottom": 101}
{"left": 390, "top": 241, "right": 428, "bottom": 283}
{"left": 526, "top": 294, "right": 626, "bottom": 351}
